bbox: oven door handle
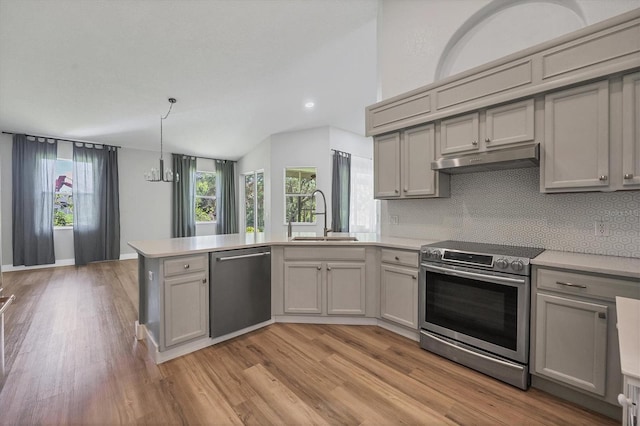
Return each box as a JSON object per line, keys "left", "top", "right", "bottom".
{"left": 423, "top": 264, "right": 526, "bottom": 285}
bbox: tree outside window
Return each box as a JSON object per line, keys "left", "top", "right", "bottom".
{"left": 195, "top": 171, "right": 216, "bottom": 222}
{"left": 54, "top": 159, "right": 73, "bottom": 226}
{"left": 285, "top": 167, "right": 316, "bottom": 224}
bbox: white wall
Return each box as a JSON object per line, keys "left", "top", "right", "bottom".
{"left": 329, "top": 127, "right": 372, "bottom": 160}
{"left": 378, "top": 0, "right": 640, "bottom": 99}
{"left": 377, "top": 2, "right": 640, "bottom": 258}
{"left": 0, "top": 132, "right": 178, "bottom": 267}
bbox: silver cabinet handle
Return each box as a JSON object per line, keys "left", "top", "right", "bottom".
{"left": 316, "top": 266, "right": 321, "bottom": 270}
{"left": 217, "top": 252, "right": 270, "bottom": 261}
{"left": 599, "top": 175, "right": 608, "bottom": 181}
{"left": 202, "top": 279, "right": 207, "bottom": 284}
{"left": 183, "top": 264, "right": 190, "bottom": 269}
{"left": 472, "top": 140, "right": 478, "bottom": 146}
{"left": 327, "top": 267, "right": 332, "bottom": 271}
{"left": 403, "top": 187, "right": 408, "bottom": 192}
{"left": 556, "top": 281, "right": 587, "bottom": 289}
{"left": 485, "top": 138, "right": 491, "bottom": 143}
{"left": 624, "top": 173, "right": 634, "bottom": 179}
{"left": 412, "top": 275, "right": 417, "bottom": 279}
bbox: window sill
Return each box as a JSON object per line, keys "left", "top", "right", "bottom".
{"left": 54, "top": 226, "right": 73, "bottom": 230}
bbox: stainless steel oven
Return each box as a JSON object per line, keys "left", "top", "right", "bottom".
{"left": 418, "top": 241, "right": 544, "bottom": 390}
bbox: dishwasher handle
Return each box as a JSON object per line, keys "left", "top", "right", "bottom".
{"left": 216, "top": 252, "right": 270, "bottom": 262}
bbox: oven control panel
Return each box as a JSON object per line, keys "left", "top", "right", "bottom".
{"left": 421, "top": 249, "right": 532, "bottom": 275}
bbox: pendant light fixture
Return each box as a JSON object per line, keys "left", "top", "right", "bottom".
{"left": 144, "top": 97, "right": 179, "bottom": 182}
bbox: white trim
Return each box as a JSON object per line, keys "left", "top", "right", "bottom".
{"left": 274, "top": 315, "right": 377, "bottom": 325}
{"left": 3, "top": 253, "right": 138, "bottom": 271}
{"left": 376, "top": 319, "right": 420, "bottom": 342}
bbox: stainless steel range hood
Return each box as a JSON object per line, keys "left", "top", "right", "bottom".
{"left": 431, "top": 144, "right": 539, "bottom": 174}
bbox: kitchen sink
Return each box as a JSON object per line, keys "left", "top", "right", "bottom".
{"left": 291, "top": 236, "right": 359, "bottom": 242}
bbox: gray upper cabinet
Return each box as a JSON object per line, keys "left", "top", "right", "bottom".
{"left": 622, "top": 71, "right": 640, "bottom": 188}
{"left": 439, "top": 113, "right": 480, "bottom": 155}
{"left": 374, "top": 124, "right": 449, "bottom": 199}
{"left": 543, "top": 81, "right": 610, "bottom": 191}
{"left": 485, "top": 99, "right": 535, "bottom": 149}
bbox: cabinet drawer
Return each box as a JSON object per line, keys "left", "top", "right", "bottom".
{"left": 536, "top": 267, "right": 640, "bottom": 301}
{"left": 381, "top": 248, "right": 418, "bottom": 268}
{"left": 284, "top": 246, "right": 366, "bottom": 261}
{"left": 164, "top": 255, "right": 207, "bottom": 277}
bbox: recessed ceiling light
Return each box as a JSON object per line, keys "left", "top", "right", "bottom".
{"left": 304, "top": 101, "right": 315, "bottom": 109}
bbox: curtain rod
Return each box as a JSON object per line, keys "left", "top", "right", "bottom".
{"left": 2, "top": 131, "right": 121, "bottom": 149}
{"left": 174, "top": 152, "right": 234, "bottom": 163}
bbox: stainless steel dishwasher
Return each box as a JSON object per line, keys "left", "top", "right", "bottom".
{"left": 209, "top": 247, "right": 271, "bottom": 338}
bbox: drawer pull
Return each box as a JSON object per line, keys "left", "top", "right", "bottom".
{"left": 184, "top": 264, "right": 190, "bottom": 269}
{"left": 556, "top": 281, "right": 586, "bottom": 289}
{"left": 624, "top": 173, "right": 634, "bottom": 179}
{"left": 412, "top": 275, "right": 417, "bottom": 279}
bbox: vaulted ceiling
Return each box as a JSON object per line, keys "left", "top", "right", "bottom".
{"left": 0, "top": 0, "right": 378, "bottom": 159}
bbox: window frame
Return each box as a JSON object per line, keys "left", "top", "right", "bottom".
{"left": 194, "top": 170, "right": 217, "bottom": 224}
{"left": 242, "top": 169, "right": 265, "bottom": 236}
{"left": 284, "top": 166, "right": 317, "bottom": 226}
{"left": 53, "top": 157, "right": 74, "bottom": 229}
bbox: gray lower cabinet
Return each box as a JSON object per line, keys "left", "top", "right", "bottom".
{"left": 164, "top": 270, "right": 209, "bottom": 347}
{"left": 531, "top": 266, "right": 640, "bottom": 407}
{"left": 379, "top": 248, "right": 420, "bottom": 329}
{"left": 535, "top": 293, "right": 608, "bottom": 395}
{"left": 380, "top": 264, "right": 418, "bottom": 329}
{"left": 283, "top": 260, "right": 366, "bottom": 316}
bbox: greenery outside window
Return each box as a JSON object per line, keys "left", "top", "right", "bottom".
{"left": 54, "top": 158, "right": 73, "bottom": 227}
{"left": 244, "top": 171, "right": 264, "bottom": 234}
{"left": 285, "top": 167, "right": 316, "bottom": 224}
{"left": 195, "top": 171, "right": 216, "bottom": 222}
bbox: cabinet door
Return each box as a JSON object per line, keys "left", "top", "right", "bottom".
{"left": 402, "top": 124, "right": 436, "bottom": 197}
{"left": 164, "top": 272, "right": 209, "bottom": 347}
{"left": 380, "top": 264, "right": 418, "bottom": 329}
{"left": 622, "top": 72, "right": 640, "bottom": 188}
{"left": 544, "top": 81, "right": 609, "bottom": 190}
{"left": 284, "top": 262, "right": 323, "bottom": 314}
{"left": 326, "top": 262, "right": 366, "bottom": 315}
{"left": 439, "top": 112, "right": 480, "bottom": 155}
{"left": 485, "top": 99, "right": 534, "bottom": 149}
{"left": 535, "top": 293, "right": 608, "bottom": 396}
{"left": 374, "top": 133, "right": 401, "bottom": 198}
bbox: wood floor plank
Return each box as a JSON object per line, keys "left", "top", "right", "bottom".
{"left": 0, "top": 259, "right": 618, "bottom": 425}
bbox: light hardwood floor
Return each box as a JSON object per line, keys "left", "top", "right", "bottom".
{"left": 0, "top": 260, "right": 617, "bottom": 425}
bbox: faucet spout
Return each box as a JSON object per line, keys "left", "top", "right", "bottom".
{"left": 311, "top": 189, "right": 330, "bottom": 237}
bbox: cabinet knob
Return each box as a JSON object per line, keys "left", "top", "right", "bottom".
{"left": 327, "top": 267, "right": 332, "bottom": 271}
{"left": 202, "top": 279, "right": 207, "bottom": 284}
{"left": 394, "top": 256, "right": 400, "bottom": 261}
{"left": 317, "top": 266, "right": 322, "bottom": 270}
{"left": 184, "top": 264, "right": 190, "bottom": 269}
{"left": 394, "top": 189, "right": 399, "bottom": 194}
{"left": 485, "top": 138, "right": 491, "bottom": 143}
{"left": 412, "top": 275, "right": 417, "bottom": 279}
{"left": 472, "top": 140, "right": 478, "bottom": 146}
{"left": 599, "top": 175, "right": 608, "bottom": 181}
{"left": 598, "top": 312, "right": 606, "bottom": 319}
{"left": 624, "top": 173, "right": 634, "bottom": 179}
{"left": 403, "top": 187, "right": 408, "bottom": 192}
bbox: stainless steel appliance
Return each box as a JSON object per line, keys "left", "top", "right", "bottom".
{"left": 209, "top": 247, "right": 271, "bottom": 338}
{"left": 419, "top": 240, "right": 544, "bottom": 390}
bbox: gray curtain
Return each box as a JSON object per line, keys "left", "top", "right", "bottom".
{"left": 73, "top": 144, "right": 120, "bottom": 265}
{"left": 171, "top": 154, "right": 196, "bottom": 238}
{"left": 12, "top": 134, "right": 57, "bottom": 266}
{"left": 216, "top": 160, "right": 238, "bottom": 234}
{"left": 331, "top": 150, "right": 351, "bottom": 232}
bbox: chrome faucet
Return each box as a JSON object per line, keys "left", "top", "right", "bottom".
{"left": 311, "top": 189, "right": 331, "bottom": 237}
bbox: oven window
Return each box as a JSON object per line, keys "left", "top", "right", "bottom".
{"left": 426, "top": 272, "right": 518, "bottom": 350}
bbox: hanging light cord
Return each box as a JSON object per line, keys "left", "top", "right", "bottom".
{"left": 159, "top": 98, "right": 176, "bottom": 160}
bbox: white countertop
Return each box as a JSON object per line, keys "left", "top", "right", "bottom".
{"left": 128, "top": 233, "right": 434, "bottom": 258}
{"left": 532, "top": 250, "right": 640, "bottom": 280}
{"left": 616, "top": 296, "right": 640, "bottom": 380}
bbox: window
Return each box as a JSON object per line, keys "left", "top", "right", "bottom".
{"left": 54, "top": 158, "right": 73, "bottom": 227}
{"left": 243, "top": 171, "right": 264, "bottom": 235}
{"left": 195, "top": 171, "right": 216, "bottom": 222}
{"left": 349, "top": 155, "right": 377, "bottom": 233}
{"left": 285, "top": 167, "right": 316, "bottom": 224}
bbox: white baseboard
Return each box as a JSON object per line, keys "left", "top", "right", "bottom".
{"left": 2, "top": 253, "right": 138, "bottom": 272}
{"left": 376, "top": 319, "right": 420, "bottom": 342}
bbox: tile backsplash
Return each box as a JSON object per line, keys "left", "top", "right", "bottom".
{"left": 382, "top": 168, "right": 640, "bottom": 258}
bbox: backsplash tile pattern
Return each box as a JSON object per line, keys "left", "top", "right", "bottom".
{"left": 382, "top": 168, "right": 640, "bottom": 258}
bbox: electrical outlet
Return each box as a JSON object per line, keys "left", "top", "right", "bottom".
{"left": 148, "top": 271, "right": 154, "bottom": 281}
{"left": 594, "top": 220, "right": 609, "bottom": 237}
{"left": 389, "top": 215, "right": 399, "bottom": 225}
